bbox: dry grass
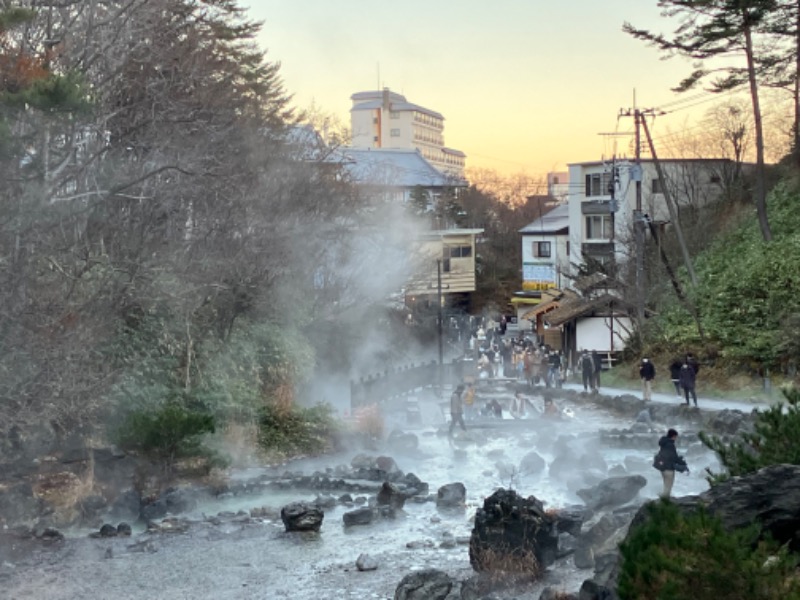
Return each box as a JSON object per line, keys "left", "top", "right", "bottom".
{"left": 471, "top": 546, "right": 540, "bottom": 580}
{"left": 32, "top": 459, "right": 95, "bottom": 526}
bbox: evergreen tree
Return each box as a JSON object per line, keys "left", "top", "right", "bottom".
{"left": 701, "top": 386, "right": 800, "bottom": 480}
{"left": 618, "top": 500, "right": 800, "bottom": 600}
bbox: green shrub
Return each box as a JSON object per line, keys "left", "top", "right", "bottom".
{"left": 618, "top": 500, "right": 800, "bottom": 600}
{"left": 700, "top": 387, "right": 800, "bottom": 482}
{"left": 257, "top": 403, "right": 338, "bottom": 458}
{"left": 116, "top": 402, "right": 216, "bottom": 470}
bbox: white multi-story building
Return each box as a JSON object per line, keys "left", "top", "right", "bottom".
{"left": 567, "top": 158, "right": 736, "bottom": 268}
{"left": 350, "top": 89, "right": 466, "bottom": 178}
{"left": 519, "top": 203, "right": 570, "bottom": 291}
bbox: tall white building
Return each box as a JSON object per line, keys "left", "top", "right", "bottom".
{"left": 350, "top": 89, "right": 466, "bottom": 178}
{"left": 567, "top": 158, "right": 736, "bottom": 269}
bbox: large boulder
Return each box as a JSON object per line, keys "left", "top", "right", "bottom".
{"left": 469, "top": 488, "right": 559, "bottom": 576}
{"left": 394, "top": 569, "right": 454, "bottom": 600}
{"left": 280, "top": 502, "right": 324, "bottom": 532}
{"left": 576, "top": 475, "right": 647, "bottom": 511}
{"left": 377, "top": 482, "right": 406, "bottom": 509}
{"left": 703, "top": 463, "right": 800, "bottom": 551}
{"left": 343, "top": 507, "right": 374, "bottom": 527}
{"left": 519, "top": 450, "right": 546, "bottom": 475}
{"left": 436, "top": 483, "right": 466, "bottom": 509}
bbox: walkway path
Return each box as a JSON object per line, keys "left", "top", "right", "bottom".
{"left": 561, "top": 381, "right": 770, "bottom": 413}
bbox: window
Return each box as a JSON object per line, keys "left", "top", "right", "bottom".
{"left": 390, "top": 128, "right": 400, "bottom": 137}
{"left": 710, "top": 174, "right": 721, "bottom": 184}
{"left": 586, "top": 214, "right": 613, "bottom": 240}
{"left": 533, "top": 241, "right": 551, "bottom": 258}
{"left": 390, "top": 111, "right": 400, "bottom": 119}
{"left": 651, "top": 178, "right": 664, "bottom": 194}
{"left": 585, "top": 172, "right": 612, "bottom": 197}
{"left": 444, "top": 245, "right": 472, "bottom": 259}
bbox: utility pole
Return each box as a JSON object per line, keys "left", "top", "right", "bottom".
{"left": 618, "top": 107, "right": 647, "bottom": 324}
{"left": 437, "top": 259, "right": 444, "bottom": 368}
{"left": 640, "top": 117, "right": 698, "bottom": 287}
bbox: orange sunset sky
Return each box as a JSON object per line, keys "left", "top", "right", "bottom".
{"left": 244, "top": 1, "right": 787, "bottom": 177}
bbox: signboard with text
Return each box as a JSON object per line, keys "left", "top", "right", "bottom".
{"left": 523, "top": 264, "right": 556, "bottom": 289}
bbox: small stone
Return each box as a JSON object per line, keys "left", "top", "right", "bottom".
{"left": 355, "top": 553, "right": 378, "bottom": 571}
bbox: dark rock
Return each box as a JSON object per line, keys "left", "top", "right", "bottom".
{"left": 140, "top": 498, "right": 168, "bottom": 521}
{"left": 343, "top": 507, "right": 374, "bottom": 527}
{"left": 703, "top": 464, "right": 800, "bottom": 552}
{"left": 387, "top": 430, "right": 419, "bottom": 453}
{"left": 350, "top": 453, "right": 376, "bottom": 470}
{"left": 397, "top": 472, "right": 428, "bottom": 496}
{"left": 280, "top": 502, "right": 324, "bottom": 532}
{"left": 470, "top": 488, "right": 558, "bottom": 575}
{"left": 375, "top": 456, "right": 401, "bottom": 476}
{"left": 706, "top": 409, "right": 745, "bottom": 435}
{"left": 313, "top": 494, "right": 337, "bottom": 509}
{"left": 394, "top": 569, "right": 454, "bottom": 600}
{"left": 338, "top": 493, "right": 353, "bottom": 504}
{"left": 37, "top": 527, "right": 64, "bottom": 542}
{"left": 116, "top": 522, "right": 132, "bottom": 537}
{"left": 519, "top": 450, "right": 546, "bottom": 475}
{"left": 556, "top": 506, "right": 587, "bottom": 537}
{"left": 436, "top": 482, "right": 466, "bottom": 509}
{"left": 355, "top": 553, "right": 378, "bottom": 571}
{"left": 578, "top": 578, "right": 616, "bottom": 600}
{"left": 576, "top": 475, "right": 647, "bottom": 511}
{"left": 376, "top": 482, "right": 406, "bottom": 509}
{"left": 99, "top": 523, "right": 117, "bottom": 537}
{"left": 541, "top": 587, "right": 579, "bottom": 600}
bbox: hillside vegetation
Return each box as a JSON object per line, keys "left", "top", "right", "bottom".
{"left": 643, "top": 178, "right": 800, "bottom": 377}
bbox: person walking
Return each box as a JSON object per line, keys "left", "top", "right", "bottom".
{"left": 462, "top": 382, "right": 476, "bottom": 420}
{"left": 653, "top": 428, "right": 689, "bottom": 498}
{"left": 591, "top": 350, "right": 603, "bottom": 392}
{"left": 669, "top": 358, "right": 683, "bottom": 400}
{"left": 679, "top": 360, "right": 698, "bottom": 406}
{"left": 639, "top": 357, "right": 656, "bottom": 401}
{"left": 449, "top": 384, "right": 467, "bottom": 435}
{"left": 580, "top": 350, "right": 594, "bottom": 392}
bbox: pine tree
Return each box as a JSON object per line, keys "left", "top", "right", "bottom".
{"left": 700, "top": 386, "right": 800, "bottom": 480}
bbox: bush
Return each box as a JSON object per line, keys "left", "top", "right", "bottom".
{"left": 618, "top": 500, "right": 800, "bottom": 600}
{"left": 257, "top": 403, "right": 339, "bottom": 458}
{"left": 700, "top": 387, "right": 800, "bottom": 482}
{"left": 116, "top": 402, "right": 216, "bottom": 471}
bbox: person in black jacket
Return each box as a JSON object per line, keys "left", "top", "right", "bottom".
{"left": 679, "top": 361, "right": 698, "bottom": 407}
{"left": 639, "top": 357, "right": 656, "bottom": 401}
{"left": 653, "top": 428, "right": 688, "bottom": 497}
{"left": 669, "top": 358, "right": 683, "bottom": 400}
{"left": 580, "top": 350, "right": 594, "bottom": 392}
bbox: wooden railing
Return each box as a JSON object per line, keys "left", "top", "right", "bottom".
{"left": 350, "top": 360, "right": 466, "bottom": 411}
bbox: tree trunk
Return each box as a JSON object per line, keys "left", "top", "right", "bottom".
{"left": 743, "top": 14, "right": 773, "bottom": 242}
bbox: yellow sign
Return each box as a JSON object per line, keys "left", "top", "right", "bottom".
{"left": 522, "top": 281, "right": 557, "bottom": 291}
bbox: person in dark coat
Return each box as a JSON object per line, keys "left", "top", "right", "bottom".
{"left": 654, "top": 428, "right": 688, "bottom": 497}
{"left": 449, "top": 385, "right": 467, "bottom": 435}
{"left": 669, "top": 358, "right": 683, "bottom": 399}
{"left": 580, "top": 350, "right": 594, "bottom": 392}
{"left": 679, "top": 361, "right": 698, "bottom": 406}
{"left": 639, "top": 357, "right": 656, "bottom": 401}
{"left": 591, "top": 350, "right": 603, "bottom": 391}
